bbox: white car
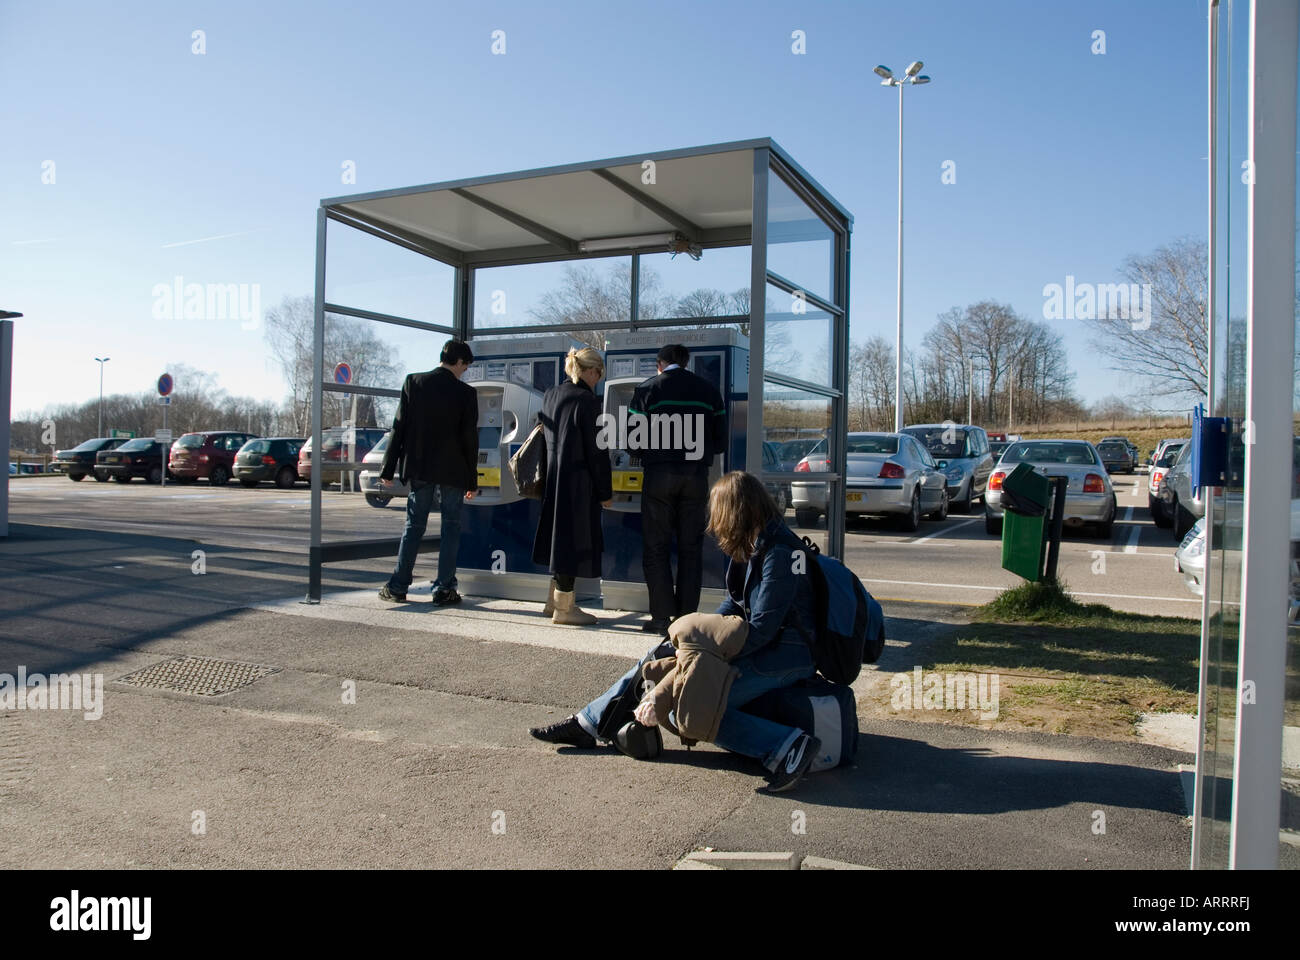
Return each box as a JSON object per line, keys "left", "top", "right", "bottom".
{"left": 357, "top": 433, "right": 425, "bottom": 509}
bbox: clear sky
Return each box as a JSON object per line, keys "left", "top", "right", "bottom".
{"left": 1, "top": 0, "right": 1209, "bottom": 417}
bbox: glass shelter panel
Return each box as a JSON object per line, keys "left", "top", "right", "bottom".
{"left": 766, "top": 172, "right": 835, "bottom": 303}
{"left": 473, "top": 258, "right": 631, "bottom": 331}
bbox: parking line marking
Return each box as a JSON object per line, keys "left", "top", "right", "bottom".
{"left": 859, "top": 576, "right": 1201, "bottom": 604}
{"left": 910, "top": 518, "right": 979, "bottom": 542}
{"left": 1122, "top": 507, "right": 1140, "bottom": 553}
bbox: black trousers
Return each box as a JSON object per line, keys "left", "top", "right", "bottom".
{"left": 641, "top": 465, "right": 710, "bottom": 621}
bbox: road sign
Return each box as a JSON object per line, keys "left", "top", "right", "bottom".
{"left": 110, "top": 429, "right": 135, "bottom": 438}
{"left": 155, "top": 429, "right": 172, "bottom": 443}
{"left": 333, "top": 362, "right": 352, "bottom": 385}
{"left": 157, "top": 396, "right": 171, "bottom": 405}
{"left": 158, "top": 373, "right": 173, "bottom": 396}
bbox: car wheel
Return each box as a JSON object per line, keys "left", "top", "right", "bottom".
{"left": 275, "top": 466, "right": 296, "bottom": 489}
{"left": 1174, "top": 500, "right": 1195, "bottom": 541}
{"left": 794, "top": 508, "right": 821, "bottom": 528}
{"left": 147, "top": 466, "right": 163, "bottom": 484}
{"left": 209, "top": 466, "right": 229, "bottom": 486}
{"left": 1097, "top": 499, "right": 1116, "bottom": 539}
{"left": 897, "top": 490, "right": 921, "bottom": 532}
{"left": 985, "top": 505, "right": 1002, "bottom": 536}
{"left": 93, "top": 471, "right": 109, "bottom": 482}
{"left": 239, "top": 478, "right": 258, "bottom": 488}
{"left": 927, "top": 488, "right": 949, "bottom": 521}
{"left": 113, "top": 474, "right": 131, "bottom": 483}
{"left": 68, "top": 473, "right": 84, "bottom": 482}
{"left": 365, "top": 493, "right": 393, "bottom": 508}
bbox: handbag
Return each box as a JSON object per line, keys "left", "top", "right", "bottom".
{"left": 508, "top": 421, "right": 546, "bottom": 499}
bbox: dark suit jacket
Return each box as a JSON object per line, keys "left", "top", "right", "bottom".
{"left": 629, "top": 366, "right": 727, "bottom": 472}
{"left": 380, "top": 367, "right": 479, "bottom": 490}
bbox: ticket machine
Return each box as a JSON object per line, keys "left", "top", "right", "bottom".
{"left": 600, "top": 329, "right": 749, "bottom": 612}
{"left": 457, "top": 336, "right": 595, "bottom": 602}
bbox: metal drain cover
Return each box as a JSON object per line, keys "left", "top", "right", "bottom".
{"left": 117, "top": 656, "right": 279, "bottom": 696}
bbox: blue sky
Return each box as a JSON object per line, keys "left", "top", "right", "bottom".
{"left": 1, "top": 0, "right": 1210, "bottom": 417}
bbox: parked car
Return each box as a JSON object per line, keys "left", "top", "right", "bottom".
{"left": 775, "top": 437, "right": 823, "bottom": 474}
{"left": 984, "top": 439, "right": 1117, "bottom": 538}
{"left": 1147, "top": 441, "right": 1186, "bottom": 527}
{"left": 762, "top": 440, "right": 789, "bottom": 513}
{"left": 298, "top": 427, "right": 386, "bottom": 485}
{"left": 7, "top": 463, "right": 14, "bottom": 476}
{"left": 1095, "top": 439, "right": 1136, "bottom": 474}
{"left": 791, "top": 431, "right": 947, "bottom": 531}
{"left": 357, "top": 432, "right": 418, "bottom": 508}
{"left": 1173, "top": 518, "right": 1207, "bottom": 596}
{"left": 51, "top": 437, "right": 127, "bottom": 481}
{"left": 234, "top": 437, "right": 305, "bottom": 488}
{"left": 901, "top": 423, "right": 995, "bottom": 513}
{"left": 96, "top": 438, "right": 169, "bottom": 484}
{"left": 989, "top": 440, "right": 1010, "bottom": 460}
{"left": 168, "top": 431, "right": 260, "bottom": 485}
{"left": 1149, "top": 437, "right": 1189, "bottom": 468}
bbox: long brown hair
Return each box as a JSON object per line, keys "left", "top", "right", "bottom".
{"left": 707, "top": 471, "right": 780, "bottom": 562}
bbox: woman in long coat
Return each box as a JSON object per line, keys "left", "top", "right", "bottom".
{"left": 533, "top": 346, "right": 613, "bottom": 625}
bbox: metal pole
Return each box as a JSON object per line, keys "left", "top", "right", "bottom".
{"left": 893, "top": 81, "right": 905, "bottom": 432}
{"left": 1044, "top": 477, "right": 1067, "bottom": 581}
{"left": 306, "top": 207, "right": 327, "bottom": 603}
{"left": 1192, "top": 0, "right": 1220, "bottom": 870}
{"left": 967, "top": 356, "right": 973, "bottom": 425}
{"left": 95, "top": 357, "right": 108, "bottom": 436}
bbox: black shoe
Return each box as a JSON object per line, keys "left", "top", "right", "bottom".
{"left": 431, "top": 587, "right": 462, "bottom": 606}
{"left": 378, "top": 585, "right": 407, "bottom": 603}
{"left": 529, "top": 716, "right": 596, "bottom": 749}
{"left": 765, "top": 734, "right": 821, "bottom": 793}
{"left": 641, "top": 618, "right": 670, "bottom": 635}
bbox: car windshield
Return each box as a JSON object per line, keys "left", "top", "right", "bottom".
{"left": 242, "top": 440, "right": 270, "bottom": 454}
{"left": 846, "top": 436, "right": 898, "bottom": 454}
{"left": 371, "top": 434, "right": 390, "bottom": 454}
{"left": 71, "top": 438, "right": 111, "bottom": 452}
{"left": 117, "top": 439, "right": 153, "bottom": 452}
{"left": 1001, "top": 442, "right": 1098, "bottom": 465}
{"left": 1097, "top": 442, "right": 1127, "bottom": 456}
{"left": 902, "top": 427, "right": 969, "bottom": 459}
{"left": 175, "top": 434, "right": 205, "bottom": 449}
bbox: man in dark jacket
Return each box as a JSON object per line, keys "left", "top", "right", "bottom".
{"left": 378, "top": 339, "right": 479, "bottom": 605}
{"left": 630, "top": 344, "right": 727, "bottom": 634}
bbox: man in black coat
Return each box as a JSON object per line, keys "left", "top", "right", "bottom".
{"left": 378, "top": 339, "right": 479, "bottom": 605}
{"left": 630, "top": 343, "right": 727, "bottom": 634}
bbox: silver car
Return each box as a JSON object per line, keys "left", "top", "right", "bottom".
{"left": 790, "top": 432, "right": 948, "bottom": 531}
{"left": 901, "top": 423, "right": 995, "bottom": 513}
{"left": 357, "top": 432, "right": 425, "bottom": 509}
{"left": 984, "top": 439, "right": 1118, "bottom": 538}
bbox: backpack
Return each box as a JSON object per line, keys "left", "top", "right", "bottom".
{"left": 744, "top": 675, "right": 858, "bottom": 771}
{"left": 779, "top": 531, "right": 885, "bottom": 685}
{"left": 507, "top": 422, "right": 546, "bottom": 499}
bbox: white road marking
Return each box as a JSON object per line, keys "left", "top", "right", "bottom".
{"left": 911, "top": 518, "right": 980, "bottom": 542}
{"left": 859, "top": 576, "right": 1202, "bottom": 604}
{"left": 1123, "top": 507, "right": 1140, "bottom": 553}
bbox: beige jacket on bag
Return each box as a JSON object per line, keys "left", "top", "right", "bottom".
{"left": 641, "top": 612, "right": 749, "bottom": 745}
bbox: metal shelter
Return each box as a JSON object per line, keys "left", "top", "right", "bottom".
{"left": 307, "top": 138, "right": 853, "bottom": 601}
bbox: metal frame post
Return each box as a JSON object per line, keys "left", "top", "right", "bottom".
{"left": 746, "top": 149, "right": 769, "bottom": 477}
{"left": 1230, "top": 0, "right": 1297, "bottom": 869}
{"left": 306, "top": 207, "right": 327, "bottom": 603}
{"left": 829, "top": 225, "right": 850, "bottom": 560}
{"left": 0, "top": 320, "right": 12, "bottom": 539}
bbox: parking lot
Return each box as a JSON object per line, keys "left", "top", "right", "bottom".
{"left": 8, "top": 470, "right": 1200, "bottom": 618}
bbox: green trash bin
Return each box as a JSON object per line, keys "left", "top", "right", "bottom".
{"left": 999, "top": 463, "right": 1052, "bottom": 582}
{"left": 1002, "top": 510, "right": 1047, "bottom": 581}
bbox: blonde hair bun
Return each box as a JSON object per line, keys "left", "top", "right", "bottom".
{"left": 565, "top": 346, "right": 605, "bottom": 383}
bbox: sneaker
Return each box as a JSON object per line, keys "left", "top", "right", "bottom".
{"left": 529, "top": 716, "right": 596, "bottom": 749}
{"left": 641, "top": 618, "right": 671, "bottom": 635}
{"left": 378, "top": 585, "right": 407, "bottom": 603}
{"left": 765, "top": 734, "right": 821, "bottom": 793}
{"left": 431, "top": 587, "right": 462, "bottom": 606}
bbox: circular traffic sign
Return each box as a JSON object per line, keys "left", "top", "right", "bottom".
{"left": 333, "top": 362, "right": 352, "bottom": 385}
{"left": 157, "top": 373, "right": 173, "bottom": 396}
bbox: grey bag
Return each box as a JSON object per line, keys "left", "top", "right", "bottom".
{"left": 508, "top": 421, "right": 546, "bottom": 499}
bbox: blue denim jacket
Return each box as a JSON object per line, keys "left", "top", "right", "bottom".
{"left": 716, "top": 516, "right": 817, "bottom": 670}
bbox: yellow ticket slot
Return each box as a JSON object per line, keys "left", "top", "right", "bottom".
{"left": 612, "top": 470, "right": 643, "bottom": 492}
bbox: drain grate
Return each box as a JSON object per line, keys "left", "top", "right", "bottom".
{"left": 117, "top": 656, "right": 279, "bottom": 696}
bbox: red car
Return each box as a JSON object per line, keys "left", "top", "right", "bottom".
{"left": 168, "top": 431, "right": 260, "bottom": 485}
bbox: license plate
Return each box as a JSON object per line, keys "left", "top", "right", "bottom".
{"left": 847, "top": 492, "right": 863, "bottom": 503}
{"left": 106, "top": 456, "right": 119, "bottom": 463}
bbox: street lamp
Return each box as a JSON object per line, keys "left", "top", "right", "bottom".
{"left": 876, "top": 61, "right": 933, "bottom": 431}
{"left": 95, "top": 357, "right": 110, "bottom": 437}
{"left": 967, "top": 356, "right": 986, "bottom": 426}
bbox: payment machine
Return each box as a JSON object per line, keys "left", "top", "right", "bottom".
{"left": 600, "top": 329, "right": 749, "bottom": 612}
{"left": 457, "top": 335, "right": 595, "bottom": 602}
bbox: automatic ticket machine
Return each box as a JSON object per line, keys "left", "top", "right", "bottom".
{"left": 457, "top": 335, "right": 596, "bottom": 602}
{"left": 600, "top": 329, "right": 749, "bottom": 612}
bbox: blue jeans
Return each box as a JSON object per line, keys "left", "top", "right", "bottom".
{"left": 578, "top": 638, "right": 816, "bottom": 771}
{"left": 387, "top": 481, "right": 464, "bottom": 594}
